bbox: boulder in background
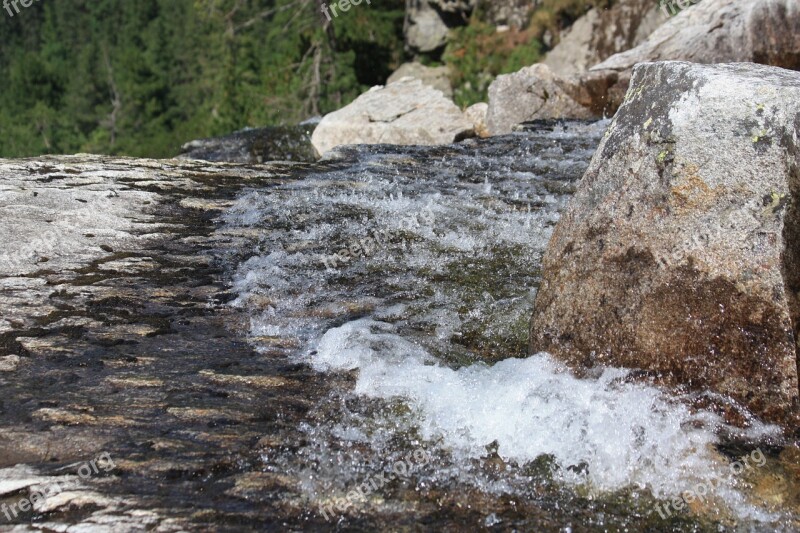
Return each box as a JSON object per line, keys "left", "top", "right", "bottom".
{"left": 388, "top": 62, "right": 453, "bottom": 97}
{"left": 311, "top": 78, "right": 474, "bottom": 156}
{"left": 486, "top": 64, "right": 593, "bottom": 135}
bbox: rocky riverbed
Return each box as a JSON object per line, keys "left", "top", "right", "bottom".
{"left": 0, "top": 125, "right": 798, "bottom": 531}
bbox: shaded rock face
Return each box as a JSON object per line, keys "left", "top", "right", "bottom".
{"left": 587, "top": 0, "right": 800, "bottom": 115}
{"left": 486, "top": 64, "right": 594, "bottom": 135}
{"left": 496, "top": 0, "right": 800, "bottom": 130}
{"left": 543, "top": 0, "right": 662, "bottom": 78}
{"left": 178, "top": 125, "right": 318, "bottom": 164}
{"left": 311, "top": 78, "right": 473, "bottom": 156}
{"left": 405, "top": 0, "right": 477, "bottom": 55}
{"left": 475, "top": 0, "right": 539, "bottom": 29}
{"left": 530, "top": 61, "right": 800, "bottom": 428}
{"left": 387, "top": 62, "right": 453, "bottom": 97}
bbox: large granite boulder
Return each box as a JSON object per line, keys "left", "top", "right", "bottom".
{"left": 529, "top": 61, "right": 800, "bottom": 428}
{"left": 311, "top": 78, "right": 474, "bottom": 156}
{"left": 387, "top": 62, "right": 453, "bottom": 97}
{"left": 486, "top": 64, "right": 594, "bottom": 135}
{"left": 543, "top": 0, "right": 663, "bottom": 78}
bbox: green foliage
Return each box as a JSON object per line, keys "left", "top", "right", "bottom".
{"left": 444, "top": 22, "right": 541, "bottom": 108}
{"left": 0, "top": 0, "right": 405, "bottom": 158}
{"left": 655, "top": 0, "right": 702, "bottom": 17}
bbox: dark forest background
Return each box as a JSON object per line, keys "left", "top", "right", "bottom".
{"left": 0, "top": 0, "right": 408, "bottom": 157}
{"left": 0, "top": 1, "right": 671, "bottom": 158}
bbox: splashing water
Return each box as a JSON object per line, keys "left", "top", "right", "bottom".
{"left": 224, "top": 121, "right": 785, "bottom": 526}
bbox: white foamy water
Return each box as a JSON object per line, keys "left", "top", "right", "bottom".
{"left": 224, "top": 122, "right": 784, "bottom": 523}
{"left": 311, "top": 319, "right": 738, "bottom": 497}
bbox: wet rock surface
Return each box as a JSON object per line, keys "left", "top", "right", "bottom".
{"left": 178, "top": 124, "right": 318, "bottom": 164}
{"left": 0, "top": 156, "right": 338, "bottom": 529}
{"left": 530, "top": 62, "right": 800, "bottom": 428}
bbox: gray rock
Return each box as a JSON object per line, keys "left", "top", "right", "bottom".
{"left": 544, "top": 0, "right": 663, "bottom": 78}
{"left": 475, "top": 0, "right": 539, "bottom": 29}
{"left": 530, "top": 61, "right": 800, "bottom": 428}
{"left": 311, "top": 78, "right": 474, "bottom": 156}
{"left": 583, "top": 0, "right": 800, "bottom": 115}
{"left": 405, "top": 3, "right": 448, "bottom": 53}
{"left": 404, "top": 0, "right": 477, "bottom": 54}
{"left": 464, "top": 102, "right": 489, "bottom": 137}
{"left": 593, "top": 0, "right": 800, "bottom": 73}
{"left": 486, "top": 64, "right": 594, "bottom": 135}
{"left": 388, "top": 62, "right": 453, "bottom": 97}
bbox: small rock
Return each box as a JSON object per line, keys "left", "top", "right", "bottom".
{"left": 0, "top": 355, "right": 21, "bottom": 372}
{"left": 464, "top": 103, "right": 490, "bottom": 138}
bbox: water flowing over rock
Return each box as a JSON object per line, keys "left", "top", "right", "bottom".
{"left": 1, "top": 125, "right": 797, "bottom": 529}
{"left": 530, "top": 61, "right": 800, "bottom": 428}
{"left": 311, "top": 78, "right": 474, "bottom": 156}
{"left": 387, "top": 62, "right": 453, "bottom": 97}
{"left": 178, "top": 124, "right": 318, "bottom": 163}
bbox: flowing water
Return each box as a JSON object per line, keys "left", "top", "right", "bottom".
{"left": 219, "top": 120, "right": 796, "bottom": 530}
{"left": 2, "top": 121, "right": 796, "bottom": 531}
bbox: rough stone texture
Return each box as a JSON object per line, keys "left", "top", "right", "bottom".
{"left": 405, "top": 0, "right": 477, "bottom": 54}
{"left": 544, "top": 0, "right": 663, "bottom": 78}
{"left": 475, "top": 0, "right": 539, "bottom": 29}
{"left": 387, "top": 62, "right": 453, "bottom": 97}
{"left": 529, "top": 61, "right": 800, "bottom": 428}
{"left": 178, "top": 124, "right": 318, "bottom": 163}
{"left": 311, "top": 78, "right": 474, "bottom": 155}
{"left": 0, "top": 155, "right": 337, "bottom": 529}
{"left": 586, "top": 0, "right": 800, "bottom": 115}
{"left": 486, "top": 64, "right": 594, "bottom": 135}
{"left": 464, "top": 102, "right": 489, "bottom": 137}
